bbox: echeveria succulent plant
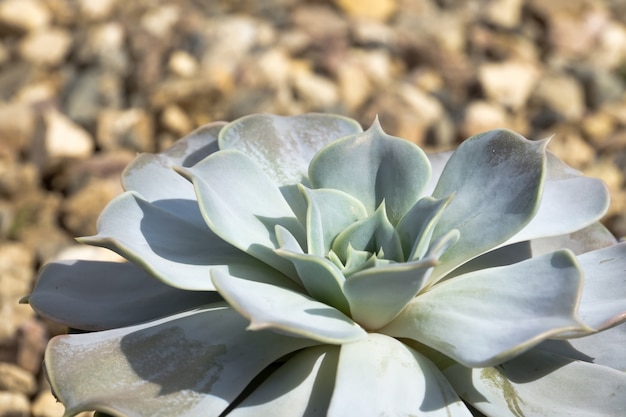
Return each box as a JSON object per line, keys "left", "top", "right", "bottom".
{"left": 26, "top": 114, "right": 626, "bottom": 417}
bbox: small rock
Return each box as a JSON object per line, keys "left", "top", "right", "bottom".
{"left": 96, "top": 108, "right": 154, "bottom": 152}
{"left": 16, "top": 319, "right": 47, "bottom": 375}
{"left": 334, "top": 0, "right": 397, "bottom": 22}
{"left": 290, "top": 63, "right": 339, "bottom": 109}
{"left": 532, "top": 74, "right": 586, "bottom": 121}
{"left": 168, "top": 50, "right": 199, "bottom": 78}
{"left": 0, "top": 103, "right": 35, "bottom": 155}
{"left": 79, "top": 22, "right": 128, "bottom": 74}
{"left": 462, "top": 101, "right": 511, "bottom": 137}
{"left": 44, "top": 108, "right": 94, "bottom": 160}
{"left": 19, "top": 27, "right": 73, "bottom": 66}
{"left": 0, "top": 0, "right": 51, "bottom": 33}
{"left": 79, "top": 0, "right": 118, "bottom": 21}
{"left": 140, "top": 4, "right": 181, "bottom": 39}
{"left": 481, "top": 0, "right": 523, "bottom": 29}
{"left": 60, "top": 177, "right": 124, "bottom": 237}
{"left": 547, "top": 127, "right": 595, "bottom": 169}
{"left": 0, "top": 391, "right": 29, "bottom": 417}
{"left": 31, "top": 389, "right": 65, "bottom": 417}
{"left": 53, "top": 245, "right": 125, "bottom": 263}
{"left": 161, "top": 105, "right": 193, "bottom": 136}
{"left": 65, "top": 69, "right": 124, "bottom": 126}
{"left": 479, "top": 60, "right": 540, "bottom": 110}
{"left": 337, "top": 60, "right": 372, "bottom": 111}
{"left": 0, "top": 362, "right": 36, "bottom": 395}
{"left": 582, "top": 111, "right": 616, "bottom": 147}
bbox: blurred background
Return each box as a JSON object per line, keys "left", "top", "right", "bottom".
{"left": 1, "top": 0, "right": 626, "bottom": 415}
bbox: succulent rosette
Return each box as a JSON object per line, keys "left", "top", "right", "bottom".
{"left": 26, "top": 114, "right": 626, "bottom": 417}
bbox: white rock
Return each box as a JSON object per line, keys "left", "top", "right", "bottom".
{"left": 462, "top": 101, "right": 511, "bottom": 137}
{"left": 79, "top": 0, "right": 118, "bottom": 21}
{"left": 141, "top": 5, "right": 181, "bottom": 39}
{"left": 19, "top": 27, "right": 72, "bottom": 66}
{"left": 398, "top": 84, "right": 444, "bottom": 126}
{"left": 54, "top": 245, "right": 125, "bottom": 263}
{"left": 290, "top": 63, "right": 339, "bottom": 108}
{"left": 0, "top": 0, "right": 50, "bottom": 32}
{"left": 161, "top": 105, "right": 193, "bottom": 136}
{"left": 482, "top": 0, "right": 523, "bottom": 28}
{"left": 31, "top": 389, "right": 65, "bottom": 417}
{"left": 168, "top": 50, "right": 199, "bottom": 78}
{"left": 479, "top": 60, "right": 540, "bottom": 110}
{"left": 0, "top": 391, "right": 29, "bottom": 417}
{"left": 44, "top": 108, "right": 94, "bottom": 159}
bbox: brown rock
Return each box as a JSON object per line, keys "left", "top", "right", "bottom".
{"left": 96, "top": 108, "right": 154, "bottom": 152}
{"left": 16, "top": 319, "right": 47, "bottom": 375}
{"left": 532, "top": 74, "right": 586, "bottom": 121}
{"left": 461, "top": 101, "right": 511, "bottom": 138}
{"left": 0, "top": 363, "right": 36, "bottom": 395}
{"left": 31, "top": 389, "right": 65, "bottom": 417}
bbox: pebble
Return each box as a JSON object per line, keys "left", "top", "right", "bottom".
{"left": 168, "top": 50, "right": 199, "bottom": 78}
{"left": 161, "top": 105, "right": 193, "bottom": 136}
{"left": 44, "top": 108, "right": 94, "bottom": 160}
{"left": 0, "top": 0, "right": 50, "bottom": 33}
{"left": 462, "top": 101, "right": 512, "bottom": 137}
{"left": 0, "top": 362, "right": 37, "bottom": 395}
{"left": 96, "top": 108, "right": 154, "bottom": 152}
{"left": 481, "top": 0, "right": 524, "bottom": 28}
{"left": 479, "top": 60, "right": 540, "bottom": 110}
{"left": 79, "top": 0, "right": 118, "bottom": 21}
{"left": 333, "top": 0, "right": 397, "bottom": 21}
{"left": 0, "top": 391, "right": 29, "bottom": 417}
{"left": 31, "top": 389, "right": 65, "bottom": 417}
{"left": 532, "top": 73, "right": 586, "bottom": 121}
{"left": 18, "top": 27, "right": 73, "bottom": 66}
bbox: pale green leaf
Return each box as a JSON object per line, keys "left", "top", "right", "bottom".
{"left": 211, "top": 269, "right": 366, "bottom": 344}
{"left": 327, "top": 334, "right": 472, "bottom": 417}
{"left": 228, "top": 346, "right": 339, "bottom": 417}
{"left": 343, "top": 258, "right": 436, "bottom": 330}
{"left": 28, "top": 260, "right": 216, "bottom": 331}
{"left": 430, "top": 129, "right": 547, "bottom": 280}
{"left": 218, "top": 113, "right": 362, "bottom": 185}
{"left": 177, "top": 150, "right": 305, "bottom": 277}
{"left": 380, "top": 250, "right": 587, "bottom": 367}
{"left": 46, "top": 304, "right": 319, "bottom": 417}
{"left": 444, "top": 349, "right": 626, "bottom": 417}
{"left": 309, "top": 119, "right": 431, "bottom": 224}
{"left": 79, "top": 191, "right": 266, "bottom": 291}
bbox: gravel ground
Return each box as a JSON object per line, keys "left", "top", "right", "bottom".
{"left": 1, "top": 0, "right": 626, "bottom": 415}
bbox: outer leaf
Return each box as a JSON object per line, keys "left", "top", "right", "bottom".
{"left": 443, "top": 349, "right": 626, "bottom": 417}
{"left": 539, "top": 323, "right": 626, "bottom": 372}
{"left": 343, "top": 257, "right": 437, "bottom": 330}
{"left": 431, "top": 129, "right": 546, "bottom": 280}
{"left": 504, "top": 151, "right": 610, "bottom": 245}
{"left": 299, "top": 185, "right": 368, "bottom": 257}
{"left": 28, "top": 260, "right": 216, "bottom": 330}
{"left": 218, "top": 113, "right": 362, "bottom": 186}
{"left": 530, "top": 221, "right": 617, "bottom": 256}
{"left": 569, "top": 242, "right": 626, "bottom": 332}
{"left": 212, "top": 269, "right": 366, "bottom": 344}
{"left": 327, "top": 334, "right": 472, "bottom": 417}
{"left": 79, "top": 192, "right": 268, "bottom": 291}
{"left": 228, "top": 346, "right": 339, "bottom": 417}
{"left": 177, "top": 150, "right": 305, "bottom": 276}
{"left": 46, "top": 304, "right": 319, "bottom": 417}
{"left": 380, "top": 250, "right": 587, "bottom": 367}
{"left": 122, "top": 122, "right": 225, "bottom": 228}
{"left": 309, "top": 119, "right": 431, "bottom": 224}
